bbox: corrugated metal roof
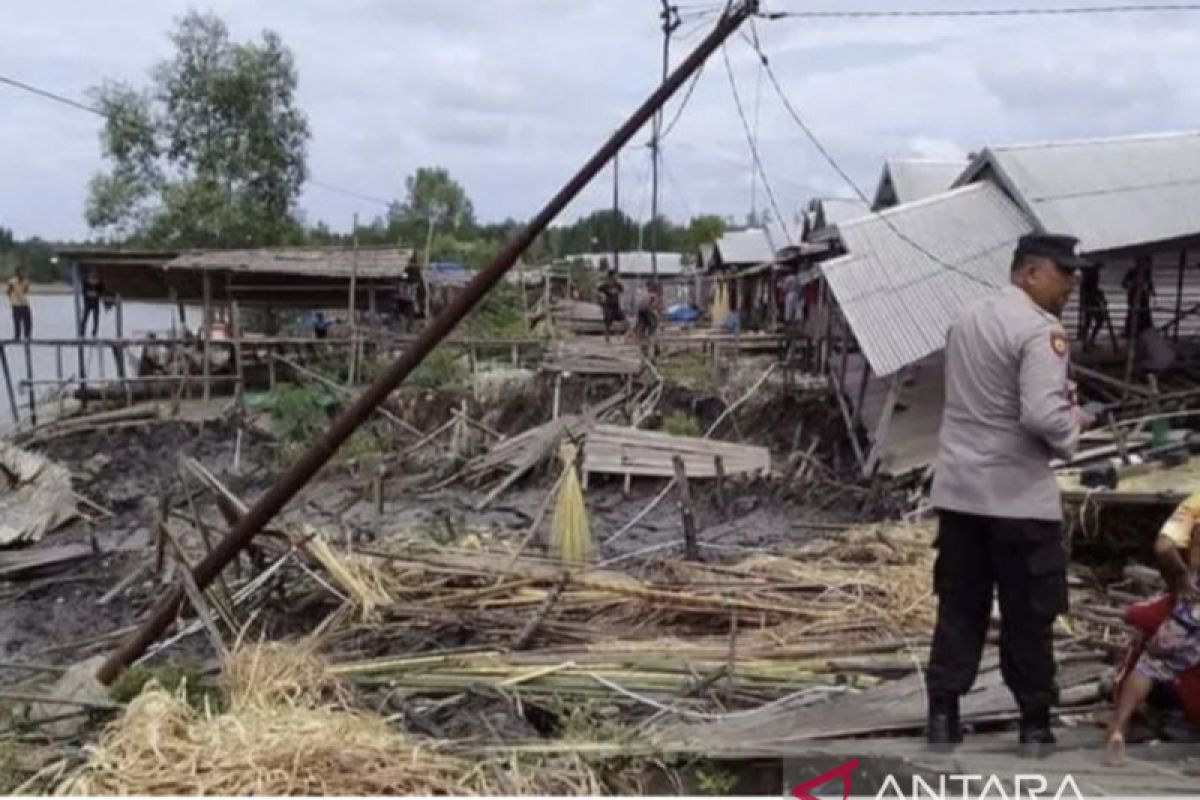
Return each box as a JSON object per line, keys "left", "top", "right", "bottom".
{"left": 714, "top": 228, "right": 775, "bottom": 266}
{"left": 803, "top": 198, "right": 872, "bottom": 242}
{"left": 873, "top": 159, "right": 968, "bottom": 209}
{"left": 167, "top": 246, "right": 415, "bottom": 278}
{"left": 822, "top": 182, "right": 1034, "bottom": 377}
{"left": 569, "top": 251, "right": 690, "bottom": 276}
{"left": 960, "top": 130, "right": 1200, "bottom": 254}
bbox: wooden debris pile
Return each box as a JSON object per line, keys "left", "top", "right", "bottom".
{"left": 312, "top": 523, "right": 942, "bottom": 714}
{"left": 583, "top": 424, "right": 770, "bottom": 481}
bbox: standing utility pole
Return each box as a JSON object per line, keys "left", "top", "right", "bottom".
{"left": 650, "top": 0, "right": 681, "bottom": 278}
{"left": 611, "top": 152, "right": 620, "bottom": 275}
{"left": 95, "top": 0, "right": 760, "bottom": 685}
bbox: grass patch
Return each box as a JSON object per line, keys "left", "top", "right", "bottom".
{"left": 109, "top": 662, "right": 226, "bottom": 713}
{"left": 662, "top": 411, "right": 701, "bottom": 437}
{"left": 409, "top": 347, "right": 469, "bottom": 390}
{"left": 658, "top": 350, "right": 714, "bottom": 393}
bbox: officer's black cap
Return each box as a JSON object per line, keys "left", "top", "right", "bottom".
{"left": 1014, "top": 233, "right": 1090, "bottom": 273}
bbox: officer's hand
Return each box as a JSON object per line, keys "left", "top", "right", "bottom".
{"left": 1178, "top": 581, "right": 1200, "bottom": 605}
{"left": 1072, "top": 406, "right": 1095, "bottom": 431}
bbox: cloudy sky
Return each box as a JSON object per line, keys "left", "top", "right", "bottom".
{"left": 2, "top": 0, "right": 1198, "bottom": 242}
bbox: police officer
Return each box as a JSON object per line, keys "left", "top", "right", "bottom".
{"left": 926, "top": 233, "right": 1093, "bottom": 752}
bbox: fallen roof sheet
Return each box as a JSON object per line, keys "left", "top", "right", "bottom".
{"left": 0, "top": 442, "right": 76, "bottom": 547}
{"left": 167, "top": 246, "right": 415, "bottom": 279}
{"left": 821, "top": 182, "right": 1034, "bottom": 377}
{"left": 874, "top": 159, "right": 968, "bottom": 209}
{"left": 960, "top": 130, "right": 1200, "bottom": 254}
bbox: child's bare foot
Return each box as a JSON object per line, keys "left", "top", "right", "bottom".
{"left": 1104, "top": 731, "right": 1126, "bottom": 767}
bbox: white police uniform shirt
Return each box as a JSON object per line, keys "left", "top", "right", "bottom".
{"left": 930, "top": 285, "right": 1081, "bottom": 521}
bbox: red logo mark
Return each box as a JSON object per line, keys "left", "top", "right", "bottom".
{"left": 792, "top": 757, "right": 859, "bottom": 800}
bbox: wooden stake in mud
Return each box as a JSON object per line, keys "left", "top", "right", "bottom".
{"left": 673, "top": 454, "right": 698, "bottom": 561}
{"left": 95, "top": 1, "right": 760, "bottom": 685}
{"left": 0, "top": 345, "right": 19, "bottom": 425}
{"left": 714, "top": 454, "right": 727, "bottom": 517}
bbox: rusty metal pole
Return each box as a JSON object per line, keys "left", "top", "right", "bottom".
{"left": 96, "top": 0, "right": 759, "bottom": 685}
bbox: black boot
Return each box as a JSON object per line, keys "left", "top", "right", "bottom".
{"left": 926, "top": 693, "right": 963, "bottom": 747}
{"left": 1018, "top": 707, "right": 1056, "bottom": 757}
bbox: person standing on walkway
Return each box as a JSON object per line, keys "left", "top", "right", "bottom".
{"left": 926, "top": 233, "right": 1092, "bottom": 753}
{"left": 6, "top": 267, "right": 32, "bottom": 341}
{"left": 80, "top": 268, "right": 108, "bottom": 337}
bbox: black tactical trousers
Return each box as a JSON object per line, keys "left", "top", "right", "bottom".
{"left": 925, "top": 510, "right": 1069, "bottom": 714}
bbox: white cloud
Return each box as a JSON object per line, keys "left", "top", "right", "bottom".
{"left": 1, "top": 0, "right": 1198, "bottom": 241}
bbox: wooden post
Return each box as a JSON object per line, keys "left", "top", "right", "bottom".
{"left": 851, "top": 356, "right": 871, "bottom": 429}
{"left": 348, "top": 213, "right": 360, "bottom": 386}
{"left": 552, "top": 373, "right": 563, "bottom": 420}
{"left": 672, "top": 455, "right": 698, "bottom": 561}
{"left": 713, "top": 455, "right": 727, "bottom": 517}
{"left": 230, "top": 300, "right": 245, "bottom": 414}
{"left": 201, "top": 271, "right": 212, "bottom": 402}
{"left": 863, "top": 373, "right": 901, "bottom": 477}
{"left": 0, "top": 345, "right": 19, "bottom": 425}
{"left": 267, "top": 344, "right": 277, "bottom": 391}
{"left": 373, "top": 463, "right": 386, "bottom": 514}
{"left": 22, "top": 340, "right": 36, "bottom": 426}
{"left": 1174, "top": 248, "right": 1187, "bottom": 343}
{"left": 114, "top": 296, "right": 130, "bottom": 406}
{"left": 72, "top": 260, "right": 87, "bottom": 410}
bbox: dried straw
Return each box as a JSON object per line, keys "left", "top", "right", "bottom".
{"left": 298, "top": 527, "right": 392, "bottom": 619}
{"left": 58, "top": 642, "right": 602, "bottom": 796}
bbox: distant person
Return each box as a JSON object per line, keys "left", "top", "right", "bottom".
{"left": 1079, "top": 266, "right": 1110, "bottom": 349}
{"left": 312, "top": 310, "right": 330, "bottom": 340}
{"left": 1123, "top": 257, "right": 1155, "bottom": 340}
{"left": 633, "top": 290, "right": 659, "bottom": 340}
{"left": 6, "top": 267, "right": 32, "bottom": 341}
{"left": 597, "top": 270, "right": 624, "bottom": 341}
{"left": 80, "top": 268, "right": 108, "bottom": 337}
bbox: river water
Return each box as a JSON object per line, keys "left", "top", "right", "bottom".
{"left": 2, "top": 293, "right": 194, "bottom": 425}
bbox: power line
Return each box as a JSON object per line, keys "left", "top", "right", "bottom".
{"left": 758, "top": 3, "right": 1200, "bottom": 20}
{"left": 719, "top": 43, "right": 793, "bottom": 245}
{"left": 742, "top": 24, "right": 994, "bottom": 287}
{"left": 0, "top": 75, "right": 105, "bottom": 117}
{"left": 305, "top": 179, "right": 393, "bottom": 209}
{"left": 658, "top": 63, "right": 705, "bottom": 143}
{"left": 0, "top": 72, "right": 394, "bottom": 212}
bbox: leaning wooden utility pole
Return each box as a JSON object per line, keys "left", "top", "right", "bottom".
{"left": 96, "top": 0, "right": 761, "bottom": 685}
{"left": 649, "top": 0, "right": 681, "bottom": 279}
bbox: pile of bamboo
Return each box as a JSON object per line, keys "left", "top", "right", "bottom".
{"left": 311, "top": 522, "right": 942, "bottom": 710}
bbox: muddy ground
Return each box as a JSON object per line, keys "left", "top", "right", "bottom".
{"left": 1, "top": 371, "right": 877, "bottom": 688}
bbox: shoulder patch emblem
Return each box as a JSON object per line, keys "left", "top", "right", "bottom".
{"left": 1050, "top": 330, "right": 1069, "bottom": 357}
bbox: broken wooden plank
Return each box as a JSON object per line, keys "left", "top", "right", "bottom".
{"left": 0, "top": 544, "right": 94, "bottom": 580}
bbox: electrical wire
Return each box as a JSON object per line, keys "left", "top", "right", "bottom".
{"left": 658, "top": 63, "right": 705, "bottom": 143}
{"left": 0, "top": 72, "right": 394, "bottom": 211}
{"left": 743, "top": 23, "right": 995, "bottom": 287}
{"left": 758, "top": 3, "right": 1200, "bottom": 20}
{"left": 719, "top": 43, "right": 794, "bottom": 245}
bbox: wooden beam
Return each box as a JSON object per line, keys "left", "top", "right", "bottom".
{"left": 863, "top": 373, "right": 901, "bottom": 477}
{"left": 673, "top": 455, "right": 698, "bottom": 561}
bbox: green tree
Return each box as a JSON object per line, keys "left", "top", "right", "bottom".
{"left": 86, "top": 11, "right": 310, "bottom": 247}
{"left": 684, "top": 214, "right": 726, "bottom": 252}
{"left": 389, "top": 167, "right": 475, "bottom": 250}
